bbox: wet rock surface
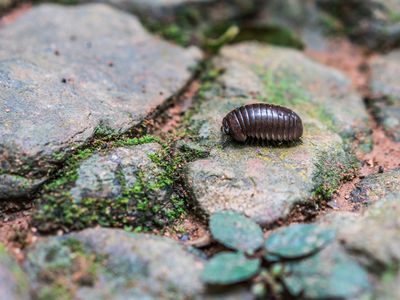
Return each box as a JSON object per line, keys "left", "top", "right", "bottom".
{"left": 184, "top": 42, "right": 367, "bottom": 224}
{"left": 25, "top": 228, "right": 204, "bottom": 300}
{"left": 350, "top": 168, "right": 400, "bottom": 204}
{"left": 369, "top": 50, "right": 400, "bottom": 141}
{"left": 0, "top": 3, "right": 201, "bottom": 201}
{"left": 0, "top": 244, "right": 29, "bottom": 300}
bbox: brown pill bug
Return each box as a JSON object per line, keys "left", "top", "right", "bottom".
{"left": 221, "top": 103, "right": 303, "bottom": 143}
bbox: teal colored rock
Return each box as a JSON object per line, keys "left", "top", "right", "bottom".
{"left": 282, "top": 244, "right": 371, "bottom": 299}
{"left": 202, "top": 252, "right": 260, "bottom": 285}
{"left": 264, "top": 223, "right": 335, "bottom": 258}
{"left": 210, "top": 211, "right": 264, "bottom": 254}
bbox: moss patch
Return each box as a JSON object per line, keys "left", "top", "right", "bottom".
{"left": 33, "top": 134, "right": 205, "bottom": 233}
{"left": 258, "top": 68, "right": 337, "bottom": 132}
{"left": 312, "top": 146, "right": 359, "bottom": 200}
{"left": 31, "top": 238, "right": 104, "bottom": 300}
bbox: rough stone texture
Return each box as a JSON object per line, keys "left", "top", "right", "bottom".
{"left": 350, "top": 168, "right": 400, "bottom": 204}
{"left": 375, "top": 273, "right": 400, "bottom": 300}
{"left": 318, "top": 0, "right": 400, "bottom": 49}
{"left": 339, "top": 196, "right": 400, "bottom": 271}
{"left": 369, "top": 50, "right": 400, "bottom": 141}
{"left": 24, "top": 228, "right": 253, "bottom": 300}
{"left": 0, "top": 244, "right": 30, "bottom": 300}
{"left": 251, "top": 0, "right": 337, "bottom": 51}
{"left": 32, "top": 142, "right": 183, "bottom": 232}
{"left": 70, "top": 143, "right": 164, "bottom": 202}
{"left": 25, "top": 228, "right": 204, "bottom": 299}
{"left": 184, "top": 42, "right": 367, "bottom": 225}
{"left": 0, "top": 4, "right": 202, "bottom": 201}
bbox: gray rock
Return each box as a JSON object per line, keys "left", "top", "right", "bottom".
{"left": 249, "top": 0, "right": 337, "bottom": 51}
{"left": 25, "top": 228, "right": 254, "bottom": 299}
{"left": 339, "top": 195, "right": 400, "bottom": 271}
{"left": 0, "top": 244, "right": 30, "bottom": 300}
{"left": 369, "top": 50, "right": 400, "bottom": 141}
{"left": 0, "top": 4, "right": 202, "bottom": 201}
{"left": 25, "top": 228, "right": 204, "bottom": 300}
{"left": 350, "top": 169, "right": 400, "bottom": 204}
{"left": 33, "top": 142, "right": 182, "bottom": 232}
{"left": 70, "top": 143, "right": 164, "bottom": 202}
{"left": 184, "top": 42, "right": 367, "bottom": 225}
{"left": 375, "top": 272, "right": 400, "bottom": 300}
{"left": 318, "top": 0, "right": 400, "bottom": 49}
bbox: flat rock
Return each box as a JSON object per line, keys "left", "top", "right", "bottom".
{"left": 249, "top": 0, "right": 334, "bottom": 51}
{"left": 350, "top": 168, "right": 400, "bottom": 204}
{"left": 0, "top": 4, "right": 202, "bottom": 201}
{"left": 33, "top": 142, "right": 183, "bottom": 232}
{"left": 24, "top": 228, "right": 253, "bottom": 299}
{"left": 318, "top": 0, "right": 400, "bottom": 49}
{"left": 369, "top": 50, "right": 400, "bottom": 141}
{"left": 339, "top": 195, "right": 400, "bottom": 271}
{"left": 0, "top": 244, "right": 30, "bottom": 300}
{"left": 184, "top": 42, "right": 367, "bottom": 225}
{"left": 25, "top": 228, "right": 204, "bottom": 299}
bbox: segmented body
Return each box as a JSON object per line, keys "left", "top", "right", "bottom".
{"left": 221, "top": 103, "right": 303, "bottom": 142}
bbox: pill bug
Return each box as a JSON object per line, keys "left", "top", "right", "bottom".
{"left": 221, "top": 103, "right": 303, "bottom": 143}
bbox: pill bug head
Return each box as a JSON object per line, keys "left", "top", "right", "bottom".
{"left": 221, "top": 113, "right": 246, "bottom": 142}
{"left": 221, "top": 117, "right": 230, "bottom": 134}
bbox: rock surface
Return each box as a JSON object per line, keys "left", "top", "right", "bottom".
{"left": 318, "top": 0, "right": 400, "bottom": 49}
{"left": 25, "top": 228, "right": 204, "bottom": 299}
{"left": 369, "top": 50, "right": 400, "bottom": 141}
{"left": 339, "top": 195, "right": 400, "bottom": 270}
{"left": 250, "top": 0, "right": 335, "bottom": 51}
{"left": 0, "top": 4, "right": 202, "bottom": 201}
{"left": 350, "top": 168, "right": 400, "bottom": 204}
{"left": 33, "top": 142, "right": 183, "bottom": 232}
{"left": 0, "top": 244, "right": 30, "bottom": 300}
{"left": 184, "top": 42, "right": 366, "bottom": 225}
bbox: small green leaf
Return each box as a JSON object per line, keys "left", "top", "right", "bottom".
{"left": 264, "top": 223, "right": 335, "bottom": 259}
{"left": 210, "top": 211, "right": 264, "bottom": 253}
{"left": 282, "top": 245, "right": 371, "bottom": 299}
{"left": 202, "top": 252, "right": 261, "bottom": 285}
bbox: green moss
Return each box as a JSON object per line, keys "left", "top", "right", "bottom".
{"left": 33, "top": 133, "right": 204, "bottom": 232}
{"left": 114, "top": 135, "right": 161, "bottom": 147}
{"left": 258, "top": 69, "right": 337, "bottom": 132}
{"left": 312, "top": 147, "right": 359, "bottom": 200}
{"left": 37, "top": 283, "right": 72, "bottom": 300}
{"left": 33, "top": 238, "right": 103, "bottom": 299}
{"left": 234, "top": 25, "right": 304, "bottom": 49}
{"left": 93, "top": 122, "right": 119, "bottom": 139}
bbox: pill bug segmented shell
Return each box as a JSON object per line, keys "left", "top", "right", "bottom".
{"left": 221, "top": 103, "right": 303, "bottom": 143}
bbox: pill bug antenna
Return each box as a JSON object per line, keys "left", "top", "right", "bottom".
{"left": 221, "top": 133, "right": 230, "bottom": 149}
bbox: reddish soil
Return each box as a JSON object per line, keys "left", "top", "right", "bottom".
{"left": 307, "top": 37, "right": 400, "bottom": 213}
{"left": 0, "top": 2, "right": 31, "bottom": 27}
{"left": 0, "top": 209, "right": 36, "bottom": 262}
{"left": 305, "top": 38, "right": 369, "bottom": 94}
{"left": 151, "top": 79, "right": 201, "bottom": 137}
